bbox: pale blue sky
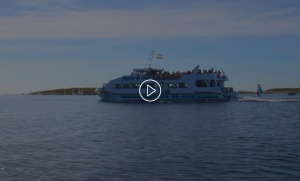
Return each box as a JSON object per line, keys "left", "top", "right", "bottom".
{"left": 1, "top": 0, "right": 300, "bottom": 94}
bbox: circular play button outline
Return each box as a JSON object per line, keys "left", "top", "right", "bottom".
{"left": 139, "top": 79, "right": 161, "bottom": 102}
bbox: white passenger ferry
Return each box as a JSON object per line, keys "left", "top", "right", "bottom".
{"left": 96, "top": 54, "right": 237, "bottom": 102}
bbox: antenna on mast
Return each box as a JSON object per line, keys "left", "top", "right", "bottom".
{"left": 148, "top": 50, "right": 154, "bottom": 68}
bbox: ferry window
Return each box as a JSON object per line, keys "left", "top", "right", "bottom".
{"left": 159, "top": 82, "right": 164, "bottom": 88}
{"left": 123, "top": 84, "right": 130, "bottom": 89}
{"left": 131, "top": 83, "right": 139, "bottom": 89}
{"left": 195, "top": 80, "right": 208, "bottom": 87}
{"left": 177, "top": 82, "right": 187, "bottom": 88}
{"left": 223, "top": 87, "right": 233, "bottom": 93}
{"left": 114, "top": 84, "right": 122, "bottom": 89}
{"left": 167, "top": 83, "right": 177, "bottom": 88}
{"left": 210, "top": 80, "right": 215, "bottom": 87}
{"left": 139, "top": 71, "right": 148, "bottom": 75}
{"left": 148, "top": 83, "right": 156, "bottom": 88}
{"left": 141, "top": 83, "right": 156, "bottom": 89}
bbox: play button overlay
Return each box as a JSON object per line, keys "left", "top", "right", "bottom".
{"left": 147, "top": 85, "right": 156, "bottom": 96}
{"left": 139, "top": 79, "right": 161, "bottom": 102}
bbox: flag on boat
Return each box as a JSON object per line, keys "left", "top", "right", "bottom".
{"left": 156, "top": 53, "right": 164, "bottom": 59}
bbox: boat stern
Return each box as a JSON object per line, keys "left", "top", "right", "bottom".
{"left": 223, "top": 87, "right": 237, "bottom": 99}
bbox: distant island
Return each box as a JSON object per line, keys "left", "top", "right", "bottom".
{"left": 30, "top": 87, "right": 97, "bottom": 95}
{"left": 28, "top": 87, "right": 300, "bottom": 95}
{"left": 238, "top": 88, "right": 300, "bottom": 94}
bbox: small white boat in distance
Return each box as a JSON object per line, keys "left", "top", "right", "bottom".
{"left": 96, "top": 64, "right": 237, "bottom": 102}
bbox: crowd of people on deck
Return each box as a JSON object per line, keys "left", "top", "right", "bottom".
{"left": 196, "top": 68, "right": 222, "bottom": 75}
{"left": 151, "top": 68, "right": 225, "bottom": 80}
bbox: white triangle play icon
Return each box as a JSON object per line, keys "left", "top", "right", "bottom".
{"left": 147, "top": 85, "right": 156, "bottom": 97}
{"left": 138, "top": 79, "right": 162, "bottom": 102}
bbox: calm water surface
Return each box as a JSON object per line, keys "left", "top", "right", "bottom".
{"left": 0, "top": 94, "right": 299, "bottom": 180}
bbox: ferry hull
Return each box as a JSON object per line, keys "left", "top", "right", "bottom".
{"left": 99, "top": 92, "right": 234, "bottom": 103}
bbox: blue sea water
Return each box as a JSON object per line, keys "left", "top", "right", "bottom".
{"left": 0, "top": 94, "right": 300, "bottom": 180}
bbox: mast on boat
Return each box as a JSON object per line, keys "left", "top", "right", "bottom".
{"left": 148, "top": 50, "right": 163, "bottom": 68}
{"left": 148, "top": 50, "right": 154, "bottom": 68}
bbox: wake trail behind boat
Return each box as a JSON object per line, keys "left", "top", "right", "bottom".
{"left": 238, "top": 96, "right": 300, "bottom": 103}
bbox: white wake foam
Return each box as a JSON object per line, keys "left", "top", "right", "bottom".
{"left": 239, "top": 96, "right": 300, "bottom": 103}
